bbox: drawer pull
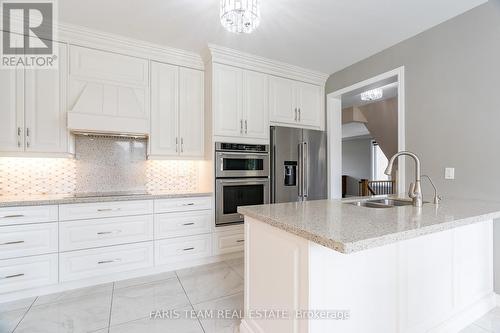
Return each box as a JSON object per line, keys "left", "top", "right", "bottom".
{"left": 98, "top": 258, "right": 122, "bottom": 265}
{"left": 183, "top": 247, "right": 195, "bottom": 251}
{"left": 236, "top": 239, "right": 245, "bottom": 243}
{"left": 182, "top": 203, "right": 195, "bottom": 206}
{"left": 97, "top": 208, "right": 121, "bottom": 212}
{"left": 182, "top": 223, "right": 195, "bottom": 226}
{"left": 2, "top": 214, "right": 24, "bottom": 219}
{"left": 97, "top": 230, "right": 122, "bottom": 235}
{"left": 2, "top": 273, "right": 24, "bottom": 279}
{"left": 1, "top": 240, "right": 25, "bottom": 246}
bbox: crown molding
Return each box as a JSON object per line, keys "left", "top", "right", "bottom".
{"left": 207, "top": 44, "right": 329, "bottom": 86}
{"left": 56, "top": 22, "right": 204, "bottom": 70}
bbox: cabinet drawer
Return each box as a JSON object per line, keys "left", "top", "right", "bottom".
{"left": 155, "top": 211, "right": 211, "bottom": 239}
{"left": 0, "top": 223, "right": 58, "bottom": 260}
{"left": 214, "top": 230, "right": 245, "bottom": 255}
{"left": 0, "top": 254, "right": 58, "bottom": 294}
{"left": 154, "top": 197, "right": 211, "bottom": 213}
{"left": 60, "top": 242, "right": 154, "bottom": 282}
{"left": 59, "top": 200, "right": 153, "bottom": 221}
{"left": 60, "top": 215, "right": 154, "bottom": 251}
{"left": 155, "top": 234, "right": 212, "bottom": 266}
{"left": 0, "top": 205, "right": 58, "bottom": 226}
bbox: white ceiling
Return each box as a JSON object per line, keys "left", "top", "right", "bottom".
{"left": 59, "top": 0, "right": 487, "bottom": 74}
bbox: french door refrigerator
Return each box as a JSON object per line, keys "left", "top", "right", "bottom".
{"left": 270, "top": 126, "right": 327, "bottom": 203}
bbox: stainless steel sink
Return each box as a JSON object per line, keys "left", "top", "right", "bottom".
{"left": 347, "top": 198, "right": 419, "bottom": 208}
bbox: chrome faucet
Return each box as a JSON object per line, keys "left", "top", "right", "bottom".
{"left": 422, "top": 175, "right": 442, "bottom": 205}
{"left": 385, "top": 151, "right": 423, "bottom": 207}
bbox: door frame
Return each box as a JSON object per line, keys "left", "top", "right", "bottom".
{"left": 326, "top": 66, "right": 406, "bottom": 198}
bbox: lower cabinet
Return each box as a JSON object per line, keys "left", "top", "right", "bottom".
{"left": 155, "top": 234, "right": 212, "bottom": 266}
{"left": 59, "top": 242, "right": 154, "bottom": 282}
{"left": 213, "top": 225, "right": 245, "bottom": 255}
{"left": 0, "top": 223, "right": 58, "bottom": 260}
{"left": 0, "top": 254, "right": 58, "bottom": 294}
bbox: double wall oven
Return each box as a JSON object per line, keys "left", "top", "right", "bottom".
{"left": 215, "top": 142, "right": 270, "bottom": 226}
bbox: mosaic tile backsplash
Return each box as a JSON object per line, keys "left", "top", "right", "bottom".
{"left": 0, "top": 136, "right": 201, "bottom": 196}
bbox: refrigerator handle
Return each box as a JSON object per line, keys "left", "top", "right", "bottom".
{"left": 298, "top": 143, "right": 303, "bottom": 199}
{"left": 303, "top": 142, "right": 308, "bottom": 199}
{"left": 270, "top": 127, "right": 276, "bottom": 203}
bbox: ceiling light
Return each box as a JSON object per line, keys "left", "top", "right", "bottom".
{"left": 220, "top": 0, "right": 261, "bottom": 34}
{"left": 361, "top": 88, "right": 383, "bottom": 101}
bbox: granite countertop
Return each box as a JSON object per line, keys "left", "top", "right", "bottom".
{"left": 238, "top": 195, "right": 500, "bottom": 254}
{"left": 0, "top": 191, "right": 213, "bottom": 207}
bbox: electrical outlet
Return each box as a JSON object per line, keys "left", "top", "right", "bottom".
{"left": 445, "top": 168, "right": 455, "bottom": 180}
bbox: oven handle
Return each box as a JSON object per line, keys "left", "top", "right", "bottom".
{"left": 217, "top": 152, "right": 269, "bottom": 158}
{"left": 217, "top": 179, "right": 270, "bottom": 184}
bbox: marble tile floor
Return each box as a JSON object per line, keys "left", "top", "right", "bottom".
{"left": 0, "top": 258, "right": 244, "bottom": 333}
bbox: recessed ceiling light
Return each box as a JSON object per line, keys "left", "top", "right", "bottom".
{"left": 220, "top": 0, "right": 261, "bottom": 34}
{"left": 361, "top": 88, "right": 383, "bottom": 101}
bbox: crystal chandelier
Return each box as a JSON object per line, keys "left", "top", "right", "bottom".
{"left": 361, "top": 88, "right": 383, "bottom": 101}
{"left": 220, "top": 0, "right": 261, "bottom": 34}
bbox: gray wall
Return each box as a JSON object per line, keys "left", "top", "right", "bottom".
{"left": 342, "top": 138, "right": 372, "bottom": 196}
{"left": 326, "top": 0, "right": 500, "bottom": 290}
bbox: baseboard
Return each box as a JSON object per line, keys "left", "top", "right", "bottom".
{"left": 0, "top": 251, "right": 243, "bottom": 303}
{"left": 429, "top": 293, "right": 496, "bottom": 333}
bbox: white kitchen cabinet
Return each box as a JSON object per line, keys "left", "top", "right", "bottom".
{"left": 150, "top": 62, "right": 204, "bottom": 158}
{"left": 179, "top": 67, "right": 204, "bottom": 157}
{"left": 213, "top": 64, "right": 243, "bottom": 138}
{"left": 213, "top": 64, "right": 269, "bottom": 142}
{"left": 150, "top": 62, "right": 179, "bottom": 156}
{"left": 269, "top": 76, "right": 323, "bottom": 129}
{"left": 0, "top": 42, "right": 70, "bottom": 155}
{"left": 67, "top": 45, "right": 150, "bottom": 135}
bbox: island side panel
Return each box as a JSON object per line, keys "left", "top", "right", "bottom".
{"left": 242, "top": 217, "right": 310, "bottom": 333}
{"left": 308, "top": 220, "right": 494, "bottom": 333}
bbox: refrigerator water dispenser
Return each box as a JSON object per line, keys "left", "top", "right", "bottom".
{"left": 284, "top": 161, "right": 297, "bottom": 186}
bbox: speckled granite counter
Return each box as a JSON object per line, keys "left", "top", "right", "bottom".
{"left": 238, "top": 196, "right": 500, "bottom": 254}
{"left": 0, "top": 192, "right": 213, "bottom": 207}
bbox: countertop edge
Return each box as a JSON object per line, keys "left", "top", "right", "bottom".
{"left": 0, "top": 192, "right": 213, "bottom": 207}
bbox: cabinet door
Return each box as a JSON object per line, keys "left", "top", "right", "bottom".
{"left": 213, "top": 64, "right": 243, "bottom": 137}
{"left": 179, "top": 67, "right": 204, "bottom": 157}
{"left": 150, "top": 62, "right": 179, "bottom": 156}
{"left": 269, "top": 76, "right": 296, "bottom": 125}
{"left": 296, "top": 82, "right": 322, "bottom": 128}
{"left": 24, "top": 43, "right": 68, "bottom": 153}
{"left": 243, "top": 70, "right": 269, "bottom": 140}
{"left": 0, "top": 68, "right": 24, "bottom": 152}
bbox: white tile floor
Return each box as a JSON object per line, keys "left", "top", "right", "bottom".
{"left": 0, "top": 258, "right": 244, "bottom": 333}
{"left": 0, "top": 255, "right": 498, "bottom": 333}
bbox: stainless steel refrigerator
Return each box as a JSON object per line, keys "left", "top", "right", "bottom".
{"left": 270, "top": 126, "right": 327, "bottom": 203}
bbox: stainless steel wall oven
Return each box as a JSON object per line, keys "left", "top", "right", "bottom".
{"left": 215, "top": 143, "right": 270, "bottom": 226}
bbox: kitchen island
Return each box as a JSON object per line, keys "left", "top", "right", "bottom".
{"left": 238, "top": 196, "right": 500, "bottom": 333}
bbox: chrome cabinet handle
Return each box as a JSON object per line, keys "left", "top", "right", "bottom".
{"left": 182, "top": 222, "right": 195, "bottom": 226}
{"left": 298, "top": 108, "right": 301, "bottom": 121}
{"left": 181, "top": 137, "right": 184, "bottom": 153}
{"left": 97, "top": 208, "right": 121, "bottom": 212}
{"left": 175, "top": 137, "right": 179, "bottom": 152}
{"left": 97, "top": 230, "right": 122, "bottom": 235}
{"left": 17, "top": 127, "right": 22, "bottom": 148}
{"left": 2, "top": 273, "right": 24, "bottom": 280}
{"left": 182, "top": 247, "right": 195, "bottom": 251}
{"left": 294, "top": 108, "right": 297, "bottom": 121}
{"left": 182, "top": 203, "right": 195, "bottom": 206}
{"left": 1, "top": 240, "right": 25, "bottom": 245}
{"left": 240, "top": 120, "right": 243, "bottom": 134}
{"left": 236, "top": 239, "right": 244, "bottom": 243}
{"left": 98, "top": 258, "right": 122, "bottom": 265}
{"left": 26, "top": 128, "right": 30, "bottom": 148}
{"left": 245, "top": 120, "right": 248, "bottom": 134}
{"left": 2, "top": 214, "right": 24, "bottom": 218}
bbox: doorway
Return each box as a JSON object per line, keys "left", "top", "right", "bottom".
{"left": 326, "top": 67, "right": 406, "bottom": 199}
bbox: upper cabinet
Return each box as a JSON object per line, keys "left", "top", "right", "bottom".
{"left": 67, "top": 46, "right": 150, "bottom": 135}
{"left": 150, "top": 62, "right": 204, "bottom": 159}
{"left": 269, "top": 76, "right": 323, "bottom": 129}
{"left": 213, "top": 64, "right": 269, "bottom": 143}
{"left": 0, "top": 42, "right": 70, "bottom": 156}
